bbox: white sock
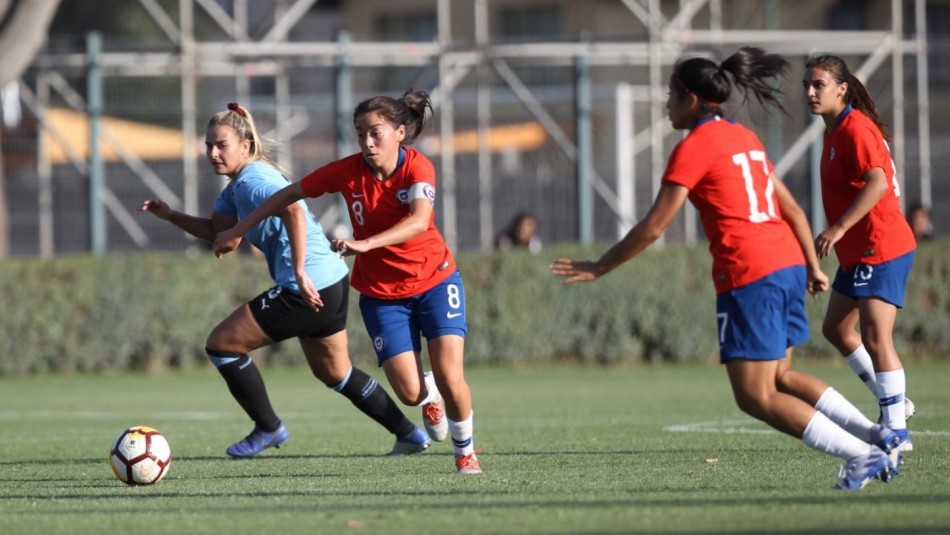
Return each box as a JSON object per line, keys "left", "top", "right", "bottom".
{"left": 417, "top": 371, "right": 441, "bottom": 406}
{"left": 876, "top": 369, "right": 907, "bottom": 430}
{"left": 448, "top": 411, "right": 474, "bottom": 456}
{"left": 844, "top": 344, "right": 877, "bottom": 396}
{"left": 814, "top": 387, "right": 877, "bottom": 442}
{"left": 802, "top": 411, "right": 872, "bottom": 461}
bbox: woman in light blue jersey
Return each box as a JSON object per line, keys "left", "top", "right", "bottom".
{"left": 139, "top": 102, "right": 429, "bottom": 458}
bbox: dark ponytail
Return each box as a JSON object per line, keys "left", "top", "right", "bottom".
{"left": 804, "top": 54, "right": 890, "bottom": 141}
{"left": 353, "top": 88, "right": 433, "bottom": 144}
{"left": 672, "top": 46, "right": 789, "bottom": 116}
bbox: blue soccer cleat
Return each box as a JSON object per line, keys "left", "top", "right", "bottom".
{"left": 873, "top": 424, "right": 912, "bottom": 477}
{"left": 387, "top": 426, "right": 431, "bottom": 456}
{"left": 833, "top": 446, "right": 895, "bottom": 490}
{"left": 227, "top": 423, "right": 290, "bottom": 458}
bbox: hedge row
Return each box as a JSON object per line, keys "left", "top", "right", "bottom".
{"left": 2, "top": 240, "right": 948, "bottom": 375}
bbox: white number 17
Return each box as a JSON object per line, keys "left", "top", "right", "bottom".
{"left": 732, "top": 150, "right": 777, "bottom": 223}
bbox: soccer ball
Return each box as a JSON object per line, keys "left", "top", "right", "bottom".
{"left": 109, "top": 425, "right": 172, "bottom": 485}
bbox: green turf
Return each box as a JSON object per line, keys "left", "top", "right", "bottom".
{"left": 2, "top": 360, "right": 949, "bottom": 534}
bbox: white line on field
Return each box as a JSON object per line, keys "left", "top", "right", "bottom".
{"left": 664, "top": 419, "right": 950, "bottom": 437}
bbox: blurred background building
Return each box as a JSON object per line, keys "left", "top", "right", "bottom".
{"left": 1, "top": 0, "right": 945, "bottom": 256}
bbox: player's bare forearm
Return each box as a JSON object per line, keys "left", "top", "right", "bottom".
{"left": 281, "top": 204, "right": 309, "bottom": 279}
{"left": 349, "top": 199, "right": 430, "bottom": 253}
{"left": 165, "top": 211, "right": 216, "bottom": 242}
{"left": 140, "top": 199, "right": 215, "bottom": 242}
{"left": 551, "top": 184, "right": 685, "bottom": 284}
{"left": 772, "top": 175, "right": 822, "bottom": 271}
{"left": 235, "top": 182, "right": 306, "bottom": 237}
{"left": 832, "top": 167, "right": 888, "bottom": 233}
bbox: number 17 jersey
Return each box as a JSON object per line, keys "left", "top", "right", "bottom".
{"left": 662, "top": 118, "right": 804, "bottom": 294}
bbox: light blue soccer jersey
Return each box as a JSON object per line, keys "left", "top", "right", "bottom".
{"left": 213, "top": 161, "right": 347, "bottom": 293}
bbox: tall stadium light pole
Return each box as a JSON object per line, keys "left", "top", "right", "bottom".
{"left": 86, "top": 31, "right": 105, "bottom": 255}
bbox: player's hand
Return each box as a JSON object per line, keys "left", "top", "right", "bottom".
{"left": 213, "top": 229, "right": 242, "bottom": 258}
{"left": 296, "top": 272, "right": 323, "bottom": 311}
{"left": 331, "top": 239, "right": 369, "bottom": 257}
{"left": 806, "top": 267, "right": 829, "bottom": 297}
{"left": 550, "top": 257, "right": 600, "bottom": 284}
{"left": 814, "top": 225, "right": 845, "bottom": 258}
{"left": 139, "top": 199, "right": 172, "bottom": 220}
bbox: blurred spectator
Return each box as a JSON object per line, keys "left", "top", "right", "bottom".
{"left": 496, "top": 212, "right": 542, "bottom": 254}
{"left": 907, "top": 202, "right": 933, "bottom": 241}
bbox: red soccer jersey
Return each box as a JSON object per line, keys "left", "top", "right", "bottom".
{"left": 662, "top": 118, "right": 805, "bottom": 294}
{"left": 820, "top": 107, "right": 916, "bottom": 270}
{"left": 299, "top": 147, "right": 455, "bottom": 299}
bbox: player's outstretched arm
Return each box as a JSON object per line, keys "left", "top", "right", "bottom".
{"left": 214, "top": 182, "right": 307, "bottom": 257}
{"left": 139, "top": 199, "right": 217, "bottom": 242}
{"left": 551, "top": 184, "right": 688, "bottom": 284}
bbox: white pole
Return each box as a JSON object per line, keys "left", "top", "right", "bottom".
{"left": 615, "top": 82, "right": 635, "bottom": 238}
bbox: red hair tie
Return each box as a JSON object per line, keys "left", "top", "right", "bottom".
{"left": 227, "top": 102, "right": 247, "bottom": 118}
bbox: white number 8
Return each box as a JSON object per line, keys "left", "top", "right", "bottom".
{"left": 447, "top": 284, "right": 461, "bottom": 310}
{"left": 351, "top": 200, "right": 364, "bottom": 226}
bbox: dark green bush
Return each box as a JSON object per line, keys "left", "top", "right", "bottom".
{"left": 2, "top": 240, "right": 947, "bottom": 375}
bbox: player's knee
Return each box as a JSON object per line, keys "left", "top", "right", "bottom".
{"left": 392, "top": 386, "right": 422, "bottom": 406}
{"left": 732, "top": 391, "right": 766, "bottom": 418}
{"left": 433, "top": 371, "right": 466, "bottom": 398}
{"left": 205, "top": 327, "right": 228, "bottom": 351}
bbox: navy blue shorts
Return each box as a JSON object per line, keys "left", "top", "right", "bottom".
{"left": 831, "top": 251, "right": 915, "bottom": 308}
{"left": 716, "top": 265, "right": 810, "bottom": 363}
{"left": 359, "top": 270, "right": 467, "bottom": 365}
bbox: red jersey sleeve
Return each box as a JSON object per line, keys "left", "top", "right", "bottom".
{"left": 299, "top": 157, "right": 358, "bottom": 198}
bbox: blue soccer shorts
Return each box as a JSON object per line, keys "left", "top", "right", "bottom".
{"left": 831, "top": 250, "right": 915, "bottom": 308}
{"left": 359, "top": 270, "right": 467, "bottom": 365}
{"left": 716, "top": 265, "right": 810, "bottom": 363}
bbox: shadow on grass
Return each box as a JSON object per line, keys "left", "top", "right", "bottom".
{"left": 3, "top": 489, "right": 949, "bottom": 515}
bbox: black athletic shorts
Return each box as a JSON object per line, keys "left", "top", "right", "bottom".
{"left": 248, "top": 274, "right": 349, "bottom": 342}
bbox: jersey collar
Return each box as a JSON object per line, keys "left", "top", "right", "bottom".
{"left": 362, "top": 146, "right": 407, "bottom": 177}
{"left": 831, "top": 104, "right": 853, "bottom": 133}
{"left": 692, "top": 115, "right": 732, "bottom": 130}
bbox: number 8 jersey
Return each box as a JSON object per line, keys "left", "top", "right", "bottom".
{"left": 662, "top": 117, "right": 805, "bottom": 294}
{"left": 299, "top": 146, "right": 456, "bottom": 300}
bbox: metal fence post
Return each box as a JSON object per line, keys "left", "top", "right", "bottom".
{"left": 86, "top": 31, "right": 105, "bottom": 255}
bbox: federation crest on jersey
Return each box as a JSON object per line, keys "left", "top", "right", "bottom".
{"left": 396, "top": 188, "right": 410, "bottom": 204}
{"left": 829, "top": 147, "right": 836, "bottom": 161}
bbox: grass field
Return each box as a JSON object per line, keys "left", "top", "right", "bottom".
{"left": 2, "top": 360, "right": 949, "bottom": 534}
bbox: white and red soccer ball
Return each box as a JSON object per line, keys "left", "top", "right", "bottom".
{"left": 109, "top": 425, "right": 171, "bottom": 485}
